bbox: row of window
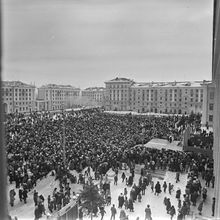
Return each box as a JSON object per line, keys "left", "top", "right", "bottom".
{"left": 109, "top": 88, "right": 203, "bottom": 93}
{"left": 3, "top": 88, "right": 33, "bottom": 92}
{"left": 109, "top": 96, "right": 203, "bottom": 103}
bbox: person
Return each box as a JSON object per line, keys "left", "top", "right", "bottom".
{"left": 18, "top": 188, "right": 23, "bottom": 202}
{"left": 33, "top": 190, "right": 38, "bottom": 206}
{"left": 166, "top": 198, "right": 171, "bottom": 214}
{"left": 151, "top": 181, "right": 154, "bottom": 193}
{"left": 198, "top": 201, "right": 203, "bottom": 215}
{"left": 138, "top": 193, "right": 142, "bottom": 202}
{"left": 155, "top": 181, "right": 161, "bottom": 196}
{"left": 141, "top": 181, "right": 146, "bottom": 195}
{"left": 23, "top": 188, "right": 28, "bottom": 204}
{"left": 128, "top": 198, "right": 134, "bottom": 212}
{"left": 38, "top": 201, "right": 46, "bottom": 216}
{"left": 176, "top": 188, "right": 181, "bottom": 200}
{"left": 79, "top": 208, "right": 83, "bottom": 220}
{"left": 176, "top": 172, "right": 180, "bottom": 183}
{"left": 124, "top": 188, "right": 128, "bottom": 196}
{"left": 34, "top": 205, "right": 42, "bottom": 220}
{"left": 212, "top": 197, "right": 216, "bottom": 216}
{"left": 106, "top": 194, "right": 112, "bottom": 206}
{"left": 202, "top": 187, "right": 207, "bottom": 201}
{"left": 177, "top": 211, "right": 183, "bottom": 220}
{"left": 119, "top": 209, "right": 127, "bottom": 220}
{"left": 118, "top": 193, "right": 125, "bottom": 208}
{"left": 100, "top": 206, "right": 106, "bottom": 220}
{"left": 211, "top": 176, "right": 215, "bottom": 188}
{"left": 110, "top": 204, "right": 117, "bottom": 220}
{"left": 163, "top": 181, "right": 167, "bottom": 193}
{"left": 122, "top": 172, "right": 126, "bottom": 182}
{"left": 168, "top": 183, "right": 173, "bottom": 195}
{"left": 145, "top": 204, "right": 152, "bottom": 220}
{"left": 9, "top": 189, "right": 16, "bottom": 207}
{"left": 124, "top": 197, "right": 128, "bottom": 210}
{"left": 114, "top": 175, "right": 118, "bottom": 185}
{"left": 169, "top": 206, "right": 176, "bottom": 220}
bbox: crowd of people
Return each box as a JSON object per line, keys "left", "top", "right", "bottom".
{"left": 5, "top": 108, "right": 183, "bottom": 186}
{"left": 5, "top": 108, "right": 215, "bottom": 219}
{"left": 188, "top": 130, "right": 213, "bottom": 150}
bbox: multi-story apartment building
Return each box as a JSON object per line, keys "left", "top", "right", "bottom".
{"left": 81, "top": 87, "right": 105, "bottom": 106}
{"left": 2, "top": 81, "right": 36, "bottom": 114}
{"left": 37, "top": 84, "right": 80, "bottom": 111}
{"left": 105, "top": 77, "right": 134, "bottom": 111}
{"left": 202, "top": 82, "right": 215, "bottom": 127}
{"left": 105, "top": 77, "right": 210, "bottom": 114}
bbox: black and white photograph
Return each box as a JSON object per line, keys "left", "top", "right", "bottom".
{"left": 1, "top": 0, "right": 220, "bottom": 219}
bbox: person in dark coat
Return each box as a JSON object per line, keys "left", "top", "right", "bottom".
{"left": 198, "top": 201, "right": 203, "bottom": 215}
{"left": 191, "top": 191, "right": 198, "bottom": 206}
{"left": 163, "top": 181, "right": 167, "bottom": 193}
{"left": 114, "top": 175, "right": 118, "bottom": 185}
{"left": 176, "top": 188, "right": 181, "bottom": 200}
{"left": 169, "top": 206, "right": 176, "bottom": 220}
{"left": 34, "top": 205, "right": 42, "bottom": 220}
{"left": 202, "top": 187, "right": 207, "bottom": 201}
{"left": 23, "top": 189, "right": 28, "bottom": 204}
{"left": 110, "top": 204, "right": 117, "bottom": 220}
{"left": 121, "top": 172, "right": 126, "bottom": 182}
{"left": 100, "top": 206, "right": 106, "bottom": 220}
{"left": 9, "top": 189, "right": 16, "bottom": 207}
{"left": 38, "top": 201, "right": 46, "bottom": 216}
{"left": 18, "top": 188, "right": 23, "bottom": 202}
{"left": 118, "top": 193, "right": 124, "bottom": 208}
{"left": 166, "top": 198, "right": 171, "bottom": 214}
{"left": 33, "top": 190, "right": 38, "bottom": 206}
{"left": 155, "top": 181, "right": 161, "bottom": 196}
{"left": 141, "top": 182, "right": 146, "bottom": 195}
{"left": 128, "top": 198, "right": 134, "bottom": 212}
{"left": 212, "top": 197, "right": 216, "bottom": 216}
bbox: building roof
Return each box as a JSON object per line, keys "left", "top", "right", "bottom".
{"left": 2, "top": 81, "right": 35, "bottom": 88}
{"left": 131, "top": 81, "right": 211, "bottom": 88}
{"left": 105, "top": 77, "right": 134, "bottom": 83}
{"left": 83, "top": 87, "right": 105, "bottom": 91}
{"left": 39, "top": 84, "right": 80, "bottom": 90}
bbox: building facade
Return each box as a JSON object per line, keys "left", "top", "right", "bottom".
{"left": 37, "top": 84, "right": 80, "bottom": 111}
{"left": 105, "top": 77, "right": 210, "bottom": 114}
{"left": 104, "top": 77, "right": 134, "bottom": 111}
{"left": 201, "top": 82, "right": 215, "bottom": 127}
{"left": 2, "top": 81, "right": 36, "bottom": 114}
{"left": 81, "top": 87, "right": 105, "bottom": 106}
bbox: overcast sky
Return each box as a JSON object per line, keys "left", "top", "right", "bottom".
{"left": 2, "top": 0, "right": 213, "bottom": 89}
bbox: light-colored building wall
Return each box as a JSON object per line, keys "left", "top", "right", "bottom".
{"left": 2, "top": 81, "right": 36, "bottom": 114}
{"left": 202, "top": 82, "right": 215, "bottom": 127}
{"left": 81, "top": 87, "right": 105, "bottom": 106}
{"left": 105, "top": 78, "right": 209, "bottom": 114}
{"left": 105, "top": 77, "right": 134, "bottom": 111}
{"left": 37, "top": 84, "right": 80, "bottom": 111}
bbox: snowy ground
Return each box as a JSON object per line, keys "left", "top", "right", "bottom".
{"left": 144, "top": 139, "right": 182, "bottom": 152}
{"left": 8, "top": 166, "right": 214, "bottom": 220}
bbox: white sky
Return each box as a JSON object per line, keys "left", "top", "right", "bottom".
{"left": 2, "top": 0, "right": 213, "bottom": 89}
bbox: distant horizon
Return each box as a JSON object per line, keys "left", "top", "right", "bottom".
{"left": 3, "top": 0, "right": 213, "bottom": 89}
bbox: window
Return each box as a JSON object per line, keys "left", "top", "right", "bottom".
{"left": 209, "top": 103, "right": 214, "bottom": 111}
{"left": 209, "top": 115, "right": 213, "bottom": 122}
{"left": 210, "top": 92, "right": 214, "bottom": 99}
